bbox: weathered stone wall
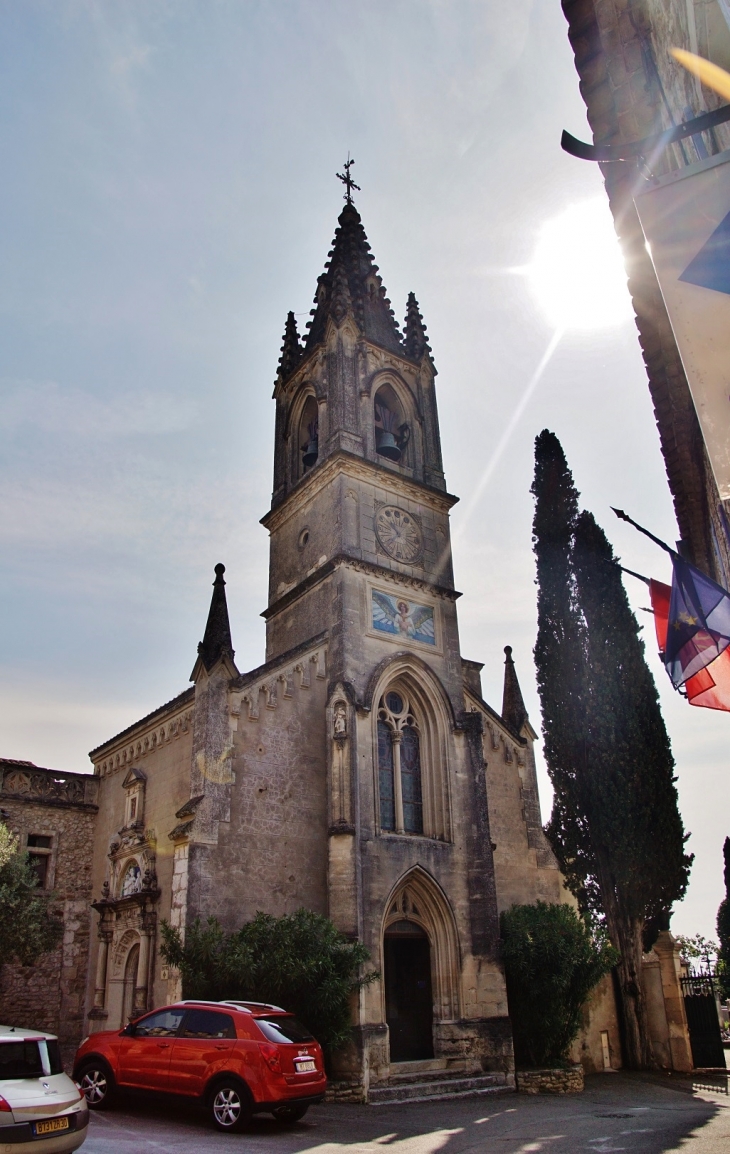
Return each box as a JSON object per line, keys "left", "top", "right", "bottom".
{"left": 200, "top": 640, "right": 331, "bottom": 928}
{"left": 570, "top": 973, "right": 623, "bottom": 1072}
{"left": 0, "top": 763, "right": 98, "bottom": 1066}
{"left": 516, "top": 1065, "right": 584, "bottom": 1094}
{"left": 479, "top": 707, "right": 565, "bottom": 915}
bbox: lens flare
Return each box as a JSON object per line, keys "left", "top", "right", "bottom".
{"left": 528, "top": 199, "right": 632, "bottom": 330}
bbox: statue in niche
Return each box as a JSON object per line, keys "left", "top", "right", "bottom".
{"left": 333, "top": 703, "right": 347, "bottom": 738}
{"left": 121, "top": 862, "right": 142, "bottom": 896}
{"left": 101, "top": 880, "right": 110, "bottom": 900}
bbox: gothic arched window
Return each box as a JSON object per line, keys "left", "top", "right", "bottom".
{"left": 377, "top": 689, "right": 423, "bottom": 835}
{"left": 299, "top": 395, "right": 319, "bottom": 475}
{"left": 374, "top": 383, "right": 410, "bottom": 466}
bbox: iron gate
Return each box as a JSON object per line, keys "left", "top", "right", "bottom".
{"left": 681, "top": 969, "right": 725, "bottom": 1069}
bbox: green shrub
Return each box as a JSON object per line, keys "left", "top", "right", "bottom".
{"left": 501, "top": 901, "right": 618, "bottom": 1069}
{"left": 160, "top": 908, "right": 377, "bottom": 1061}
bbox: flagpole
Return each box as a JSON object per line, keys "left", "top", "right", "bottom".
{"left": 618, "top": 563, "right": 652, "bottom": 586}
{"left": 611, "top": 508, "right": 676, "bottom": 556}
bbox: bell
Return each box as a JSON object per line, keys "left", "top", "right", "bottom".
{"left": 375, "top": 429, "right": 401, "bottom": 462}
{"left": 302, "top": 439, "right": 318, "bottom": 468}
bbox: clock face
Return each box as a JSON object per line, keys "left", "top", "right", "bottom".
{"left": 375, "top": 506, "right": 423, "bottom": 563}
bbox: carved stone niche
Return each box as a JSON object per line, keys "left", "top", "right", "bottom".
{"left": 121, "top": 767, "right": 146, "bottom": 829}
{"left": 328, "top": 691, "right": 355, "bottom": 836}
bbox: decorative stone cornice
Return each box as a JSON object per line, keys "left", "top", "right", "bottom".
{"left": 261, "top": 449, "right": 458, "bottom": 534}
{"left": 92, "top": 696, "right": 195, "bottom": 777}
{"left": 229, "top": 640, "right": 327, "bottom": 721}
{"left": 262, "top": 554, "right": 460, "bottom": 624}
{"left": 0, "top": 763, "right": 99, "bottom": 810}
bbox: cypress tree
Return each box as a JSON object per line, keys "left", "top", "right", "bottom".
{"left": 717, "top": 837, "right": 730, "bottom": 1000}
{"left": 572, "top": 509, "right": 692, "bottom": 1066}
{"left": 531, "top": 431, "right": 692, "bottom": 1069}
{"left": 531, "top": 431, "right": 592, "bottom": 898}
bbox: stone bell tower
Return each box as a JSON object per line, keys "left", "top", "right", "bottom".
{"left": 261, "top": 181, "right": 513, "bottom": 1088}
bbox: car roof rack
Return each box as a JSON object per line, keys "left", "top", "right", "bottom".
{"left": 176, "top": 999, "right": 286, "bottom": 1014}
{"left": 222, "top": 1000, "right": 286, "bottom": 1013}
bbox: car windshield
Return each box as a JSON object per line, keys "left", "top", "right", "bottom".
{"left": 254, "top": 1016, "right": 315, "bottom": 1044}
{"left": 0, "top": 1041, "right": 44, "bottom": 1079}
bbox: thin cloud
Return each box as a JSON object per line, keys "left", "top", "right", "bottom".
{"left": 0, "top": 380, "right": 196, "bottom": 436}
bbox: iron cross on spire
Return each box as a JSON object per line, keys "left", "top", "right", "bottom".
{"left": 336, "top": 154, "right": 361, "bottom": 204}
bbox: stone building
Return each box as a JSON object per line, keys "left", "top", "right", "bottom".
{"left": 561, "top": 0, "right": 730, "bottom": 584}
{"left": 82, "top": 195, "right": 571, "bottom": 1099}
{"left": 0, "top": 190, "right": 695, "bottom": 1087}
{"left": 0, "top": 758, "right": 98, "bottom": 1065}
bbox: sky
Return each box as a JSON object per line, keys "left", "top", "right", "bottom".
{"left": 0, "top": 0, "right": 727, "bottom": 943}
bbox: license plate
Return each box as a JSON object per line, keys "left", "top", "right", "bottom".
{"left": 33, "top": 1116, "right": 71, "bottom": 1135}
{"left": 294, "top": 1059, "right": 316, "bottom": 1072}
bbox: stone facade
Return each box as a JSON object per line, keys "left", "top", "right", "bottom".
{"left": 0, "top": 758, "right": 98, "bottom": 1066}
{"left": 83, "top": 201, "right": 531, "bottom": 1097}
{"left": 562, "top": 0, "right": 730, "bottom": 583}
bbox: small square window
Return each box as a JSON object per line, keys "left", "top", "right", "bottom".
{"left": 27, "top": 835, "right": 52, "bottom": 849}
{"left": 28, "top": 853, "right": 49, "bottom": 888}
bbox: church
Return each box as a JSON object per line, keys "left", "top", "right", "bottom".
{"left": 78, "top": 185, "right": 571, "bottom": 1097}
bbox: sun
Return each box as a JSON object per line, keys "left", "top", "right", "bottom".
{"left": 527, "top": 198, "right": 633, "bottom": 331}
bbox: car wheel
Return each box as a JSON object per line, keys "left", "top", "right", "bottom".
{"left": 209, "top": 1078, "right": 252, "bottom": 1133}
{"left": 77, "top": 1059, "right": 115, "bottom": 1109}
{"left": 272, "top": 1103, "right": 309, "bottom": 1124}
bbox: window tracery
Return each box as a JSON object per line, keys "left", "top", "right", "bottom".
{"left": 377, "top": 689, "right": 423, "bottom": 835}
{"left": 372, "top": 664, "right": 452, "bottom": 842}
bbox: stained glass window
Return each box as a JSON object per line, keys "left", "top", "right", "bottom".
{"left": 400, "top": 725, "right": 423, "bottom": 834}
{"left": 378, "top": 719, "right": 395, "bottom": 831}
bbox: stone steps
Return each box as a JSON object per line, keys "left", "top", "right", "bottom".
{"left": 369, "top": 1068, "right": 511, "bottom": 1105}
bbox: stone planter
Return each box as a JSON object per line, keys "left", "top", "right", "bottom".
{"left": 516, "top": 1064, "right": 584, "bottom": 1094}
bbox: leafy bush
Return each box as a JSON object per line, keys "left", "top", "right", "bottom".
{"left": 160, "top": 908, "right": 377, "bottom": 1060}
{"left": 0, "top": 823, "right": 62, "bottom": 967}
{"left": 501, "top": 901, "right": 618, "bottom": 1069}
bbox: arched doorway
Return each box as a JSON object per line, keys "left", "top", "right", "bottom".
{"left": 121, "top": 943, "right": 139, "bottom": 1025}
{"left": 384, "top": 920, "right": 434, "bottom": 1062}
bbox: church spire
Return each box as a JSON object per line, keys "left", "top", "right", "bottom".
{"left": 501, "top": 645, "right": 528, "bottom": 735}
{"left": 304, "top": 201, "right": 403, "bottom": 355}
{"left": 195, "top": 564, "right": 236, "bottom": 675}
{"left": 277, "top": 312, "right": 302, "bottom": 382}
{"left": 403, "top": 292, "right": 432, "bottom": 362}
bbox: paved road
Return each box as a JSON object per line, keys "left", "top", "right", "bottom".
{"left": 79, "top": 1073, "right": 730, "bottom": 1154}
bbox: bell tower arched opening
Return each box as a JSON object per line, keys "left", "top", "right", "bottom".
{"left": 298, "top": 394, "right": 319, "bottom": 475}
{"left": 374, "top": 382, "right": 410, "bottom": 465}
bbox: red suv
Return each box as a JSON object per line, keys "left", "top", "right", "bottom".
{"left": 73, "top": 1000, "right": 326, "bottom": 1132}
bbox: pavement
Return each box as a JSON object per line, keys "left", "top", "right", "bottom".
{"left": 79, "top": 1072, "right": 730, "bottom": 1153}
